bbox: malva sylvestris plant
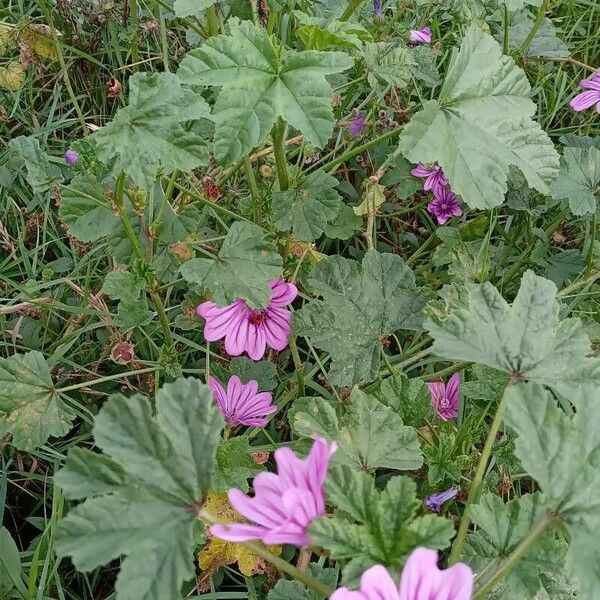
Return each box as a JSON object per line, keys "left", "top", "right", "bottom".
{"left": 3, "top": 2, "right": 600, "bottom": 600}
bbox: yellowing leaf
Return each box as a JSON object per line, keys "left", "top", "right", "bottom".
{"left": 0, "top": 24, "right": 17, "bottom": 53}
{"left": 353, "top": 182, "right": 386, "bottom": 216}
{"left": 19, "top": 24, "right": 59, "bottom": 62}
{"left": 199, "top": 491, "right": 281, "bottom": 577}
{"left": 0, "top": 61, "right": 25, "bottom": 91}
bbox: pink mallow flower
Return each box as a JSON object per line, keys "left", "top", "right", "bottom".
{"left": 428, "top": 372, "right": 460, "bottom": 420}
{"left": 409, "top": 27, "right": 432, "bottom": 45}
{"left": 427, "top": 187, "right": 463, "bottom": 225}
{"left": 197, "top": 279, "right": 297, "bottom": 361}
{"left": 208, "top": 375, "right": 277, "bottom": 427}
{"left": 570, "top": 71, "right": 600, "bottom": 113}
{"left": 410, "top": 162, "right": 448, "bottom": 193}
{"left": 330, "top": 548, "right": 473, "bottom": 600}
{"left": 211, "top": 436, "right": 337, "bottom": 546}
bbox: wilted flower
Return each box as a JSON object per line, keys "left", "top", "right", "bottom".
{"left": 425, "top": 487, "right": 459, "bottom": 513}
{"left": 330, "top": 548, "right": 473, "bottom": 600}
{"left": 373, "top": 0, "right": 382, "bottom": 18}
{"left": 570, "top": 71, "right": 600, "bottom": 113}
{"left": 208, "top": 375, "right": 276, "bottom": 427}
{"left": 348, "top": 112, "right": 367, "bottom": 137}
{"left": 201, "top": 175, "right": 222, "bottom": 201}
{"left": 427, "top": 187, "right": 463, "bottom": 225}
{"left": 197, "top": 279, "right": 297, "bottom": 361}
{"left": 211, "top": 436, "right": 337, "bottom": 546}
{"left": 410, "top": 162, "right": 448, "bottom": 193}
{"left": 64, "top": 150, "right": 79, "bottom": 166}
{"left": 428, "top": 372, "right": 460, "bottom": 419}
{"left": 409, "top": 26, "right": 432, "bottom": 45}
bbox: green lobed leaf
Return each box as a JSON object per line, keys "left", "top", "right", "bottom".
{"left": 268, "top": 563, "right": 337, "bottom": 600}
{"left": 229, "top": 356, "right": 277, "bottom": 391}
{"left": 295, "top": 12, "right": 372, "bottom": 50}
{"left": 551, "top": 146, "right": 600, "bottom": 217}
{"left": 426, "top": 270, "right": 600, "bottom": 405}
{"left": 0, "top": 351, "right": 75, "bottom": 451}
{"left": 398, "top": 25, "right": 559, "bottom": 209}
{"left": 8, "top": 135, "right": 63, "bottom": 194}
{"left": 294, "top": 389, "right": 423, "bottom": 471}
{"left": 91, "top": 72, "right": 211, "bottom": 189}
{"left": 179, "top": 221, "right": 282, "bottom": 309}
{"left": 273, "top": 170, "right": 345, "bottom": 241}
{"left": 178, "top": 18, "right": 352, "bottom": 164}
{"left": 375, "top": 374, "right": 434, "bottom": 427}
{"left": 55, "top": 377, "right": 223, "bottom": 600}
{"left": 294, "top": 250, "right": 430, "bottom": 386}
{"left": 211, "top": 436, "right": 264, "bottom": 493}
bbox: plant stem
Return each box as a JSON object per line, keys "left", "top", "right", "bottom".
{"left": 519, "top": 0, "right": 550, "bottom": 55}
{"left": 206, "top": 3, "right": 219, "bottom": 36}
{"left": 340, "top": 0, "right": 366, "bottom": 21}
{"left": 273, "top": 118, "right": 290, "bottom": 191}
{"left": 449, "top": 383, "right": 512, "bottom": 564}
{"left": 288, "top": 335, "right": 305, "bottom": 396}
{"left": 244, "top": 155, "right": 262, "bottom": 223}
{"left": 473, "top": 512, "right": 556, "bottom": 599}
{"left": 528, "top": 55, "right": 597, "bottom": 72}
{"left": 585, "top": 212, "right": 597, "bottom": 275}
{"left": 130, "top": 0, "right": 139, "bottom": 67}
{"left": 57, "top": 367, "right": 158, "bottom": 393}
{"left": 200, "top": 511, "right": 333, "bottom": 596}
{"left": 502, "top": 4, "right": 509, "bottom": 54}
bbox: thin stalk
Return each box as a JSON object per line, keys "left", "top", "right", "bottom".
{"left": 57, "top": 367, "right": 158, "bottom": 393}
{"left": 273, "top": 118, "right": 290, "bottom": 191}
{"left": 528, "top": 55, "right": 597, "bottom": 72}
{"left": 244, "top": 155, "right": 262, "bottom": 223}
{"left": 585, "top": 212, "right": 597, "bottom": 275}
{"left": 449, "top": 382, "right": 512, "bottom": 564}
{"left": 201, "top": 511, "right": 333, "bottom": 596}
{"left": 157, "top": 4, "right": 170, "bottom": 71}
{"left": 473, "top": 513, "right": 556, "bottom": 599}
{"left": 340, "top": 0, "right": 366, "bottom": 21}
{"left": 130, "top": 0, "right": 139, "bottom": 68}
{"left": 519, "top": 0, "right": 550, "bottom": 55}
{"left": 288, "top": 335, "right": 305, "bottom": 397}
{"left": 502, "top": 4, "right": 509, "bottom": 54}
{"left": 206, "top": 3, "right": 219, "bottom": 36}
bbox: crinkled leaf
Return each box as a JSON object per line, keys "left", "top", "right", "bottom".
{"left": 363, "top": 42, "right": 413, "bottom": 89}
{"left": 398, "top": 25, "right": 559, "bottom": 209}
{"left": 0, "top": 61, "right": 25, "bottom": 91}
{"left": 294, "top": 250, "right": 430, "bottom": 385}
{"left": 55, "top": 377, "right": 223, "bottom": 600}
{"left": 91, "top": 72, "right": 211, "bottom": 189}
{"left": 8, "top": 135, "right": 63, "bottom": 194}
{"left": 212, "top": 436, "right": 264, "bottom": 493}
{"left": 310, "top": 467, "right": 452, "bottom": 585}
{"left": 294, "top": 389, "right": 422, "bottom": 471}
{"left": 0, "top": 351, "right": 74, "bottom": 451}
{"left": 426, "top": 270, "right": 600, "bottom": 405}
{"left": 273, "top": 170, "right": 344, "bottom": 241}
{"left": 410, "top": 45, "right": 441, "bottom": 87}
{"left": 102, "top": 271, "right": 144, "bottom": 303}
{"left": 551, "top": 146, "right": 600, "bottom": 216}
{"left": 114, "top": 298, "right": 154, "bottom": 329}
{"left": 229, "top": 356, "right": 277, "bottom": 391}
{"left": 179, "top": 221, "right": 282, "bottom": 309}
{"left": 295, "top": 12, "right": 372, "bottom": 50}
{"left": 178, "top": 18, "right": 352, "bottom": 164}
{"left": 375, "top": 374, "right": 434, "bottom": 427}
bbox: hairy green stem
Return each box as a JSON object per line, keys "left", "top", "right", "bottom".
{"left": 585, "top": 212, "right": 597, "bottom": 275}
{"left": 473, "top": 512, "right": 556, "bottom": 599}
{"left": 340, "top": 0, "right": 366, "bottom": 21}
{"left": 288, "top": 335, "right": 305, "bottom": 396}
{"left": 57, "top": 367, "right": 158, "bottom": 393}
{"left": 449, "top": 383, "right": 512, "bottom": 564}
{"left": 244, "top": 155, "right": 262, "bottom": 223}
{"left": 206, "top": 3, "right": 220, "bottom": 36}
{"left": 273, "top": 118, "right": 290, "bottom": 191}
{"left": 519, "top": 0, "right": 550, "bottom": 55}
{"left": 201, "top": 511, "right": 332, "bottom": 596}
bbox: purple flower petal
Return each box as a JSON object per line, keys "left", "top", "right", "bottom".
{"left": 409, "top": 26, "right": 432, "bottom": 45}
{"left": 64, "top": 150, "right": 79, "bottom": 166}
{"left": 570, "top": 72, "right": 600, "bottom": 113}
{"left": 425, "top": 487, "right": 459, "bottom": 513}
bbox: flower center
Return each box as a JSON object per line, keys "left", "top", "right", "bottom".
{"left": 249, "top": 310, "right": 267, "bottom": 326}
{"left": 439, "top": 397, "right": 450, "bottom": 409}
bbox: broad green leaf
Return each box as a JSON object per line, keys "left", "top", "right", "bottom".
{"left": 268, "top": 563, "right": 337, "bottom": 600}
{"left": 426, "top": 270, "right": 600, "bottom": 405}
{"left": 322, "top": 205, "right": 362, "bottom": 240}
{"left": 410, "top": 45, "right": 441, "bottom": 88}
{"left": 508, "top": 18, "right": 569, "bottom": 58}
{"left": 8, "top": 135, "right": 63, "bottom": 194}
{"left": 566, "top": 529, "right": 599, "bottom": 599}
{"left": 551, "top": 146, "right": 600, "bottom": 216}
{"left": 178, "top": 18, "right": 352, "bottom": 164}
{"left": 91, "top": 72, "right": 211, "bottom": 189}
{"left": 55, "top": 377, "right": 223, "bottom": 600}
{"left": 398, "top": 25, "right": 559, "bottom": 209}
{"left": 229, "top": 356, "right": 277, "bottom": 391}
{"left": 174, "top": 0, "right": 215, "bottom": 17}
{"left": 465, "top": 493, "right": 571, "bottom": 599}
{"left": 212, "top": 436, "right": 264, "bottom": 493}
{"left": 102, "top": 271, "right": 145, "bottom": 303}
{"left": 114, "top": 298, "right": 154, "bottom": 329}
{"left": 0, "top": 351, "right": 75, "bottom": 450}
{"left": 295, "top": 12, "right": 372, "bottom": 50}
{"left": 58, "top": 174, "right": 119, "bottom": 242}
{"left": 179, "top": 221, "right": 282, "bottom": 309}
{"left": 381, "top": 155, "right": 423, "bottom": 200}
{"left": 294, "top": 389, "right": 422, "bottom": 471}
{"left": 375, "top": 374, "right": 434, "bottom": 427}
{"left": 310, "top": 467, "right": 453, "bottom": 584}
{"left": 0, "top": 527, "right": 20, "bottom": 597}
{"left": 294, "top": 250, "right": 430, "bottom": 385}
{"left": 273, "top": 170, "right": 344, "bottom": 241}
{"left": 363, "top": 42, "right": 413, "bottom": 89}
